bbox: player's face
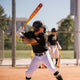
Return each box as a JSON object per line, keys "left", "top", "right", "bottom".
{"left": 52, "top": 32, "right": 57, "bottom": 35}
{"left": 38, "top": 27, "right": 44, "bottom": 33}
{"left": 33, "top": 27, "right": 44, "bottom": 33}
{"left": 34, "top": 27, "right": 44, "bottom": 35}
{"left": 33, "top": 27, "right": 39, "bottom": 32}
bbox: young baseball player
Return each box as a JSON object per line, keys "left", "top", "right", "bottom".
{"left": 48, "top": 28, "right": 61, "bottom": 67}
{"left": 17, "top": 21, "right": 63, "bottom": 80}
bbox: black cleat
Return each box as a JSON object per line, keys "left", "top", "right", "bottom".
{"left": 25, "top": 77, "right": 31, "bottom": 80}
{"left": 54, "top": 71, "right": 63, "bottom": 80}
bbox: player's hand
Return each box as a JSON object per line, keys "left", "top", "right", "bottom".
{"left": 16, "top": 26, "right": 24, "bottom": 37}
{"left": 17, "top": 26, "right": 24, "bottom": 33}
{"left": 16, "top": 32, "right": 24, "bottom": 38}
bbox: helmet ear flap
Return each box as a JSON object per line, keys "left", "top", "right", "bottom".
{"left": 43, "top": 27, "right": 46, "bottom": 33}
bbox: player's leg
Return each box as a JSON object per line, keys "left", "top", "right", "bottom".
{"left": 50, "top": 46, "right": 55, "bottom": 62}
{"left": 41, "top": 51, "right": 63, "bottom": 80}
{"left": 41, "top": 51, "right": 57, "bottom": 72}
{"left": 25, "top": 56, "right": 40, "bottom": 80}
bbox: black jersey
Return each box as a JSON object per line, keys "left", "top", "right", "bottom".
{"left": 48, "top": 34, "right": 58, "bottom": 45}
{"left": 32, "top": 33, "right": 48, "bottom": 53}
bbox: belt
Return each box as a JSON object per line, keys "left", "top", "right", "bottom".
{"left": 35, "top": 52, "right": 46, "bottom": 56}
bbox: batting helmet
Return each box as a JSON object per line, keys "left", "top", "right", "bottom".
{"left": 33, "top": 20, "right": 43, "bottom": 28}
{"left": 42, "top": 25, "right": 46, "bottom": 33}
{"left": 51, "top": 28, "right": 57, "bottom": 32}
{"left": 32, "top": 20, "right": 43, "bottom": 32}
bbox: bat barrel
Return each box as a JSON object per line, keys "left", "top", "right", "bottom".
{"left": 22, "top": 3, "right": 43, "bottom": 28}
{"left": 39, "top": 3, "right": 43, "bottom": 7}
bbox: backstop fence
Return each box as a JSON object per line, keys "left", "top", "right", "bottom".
{"left": 0, "top": 32, "right": 80, "bottom": 66}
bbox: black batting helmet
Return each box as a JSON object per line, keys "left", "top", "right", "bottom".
{"left": 32, "top": 20, "right": 43, "bottom": 32}
{"left": 33, "top": 20, "right": 43, "bottom": 28}
{"left": 51, "top": 28, "right": 57, "bottom": 32}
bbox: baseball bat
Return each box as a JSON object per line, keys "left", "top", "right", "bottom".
{"left": 58, "top": 49, "right": 61, "bottom": 68}
{"left": 22, "top": 3, "right": 43, "bottom": 28}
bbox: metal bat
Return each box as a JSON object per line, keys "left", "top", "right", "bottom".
{"left": 58, "top": 49, "right": 61, "bottom": 68}
{"left": 22, "top": 3, "right": 43, "bottom": 28}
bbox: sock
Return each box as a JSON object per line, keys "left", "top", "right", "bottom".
{"left": 55, "top": 58, "right": 58, "bottom": 65}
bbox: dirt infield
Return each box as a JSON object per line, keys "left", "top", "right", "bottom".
{"left": 0, "top": 66, "right": 80, "bottom": 80}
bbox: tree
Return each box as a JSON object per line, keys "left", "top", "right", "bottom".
{"left": 0, "top": 5, "right": 9, "bottom": 31}
{"left": 57, "top": 15, "right": 74, "bottom": 50}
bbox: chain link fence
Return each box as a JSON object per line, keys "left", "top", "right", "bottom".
{"left": 57, "top": 32, "right": 74, "bottom": 59}
{"left": 1, "top": 31, "right": 79, "bottom": 66}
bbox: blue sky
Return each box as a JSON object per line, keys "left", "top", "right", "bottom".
{"left": 0, "top": 0, "right": 70, "bottom": 31}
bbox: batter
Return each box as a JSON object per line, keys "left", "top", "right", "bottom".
{"left": 17, "top": 21, "right": 63, "bottom": 80}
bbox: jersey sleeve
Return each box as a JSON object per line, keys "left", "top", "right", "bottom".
{"left": 48, "top": 35, "right": 51, "bottom": 42}
{"left": 57, "top": 37, "right": 58, "bottom": 41}
{"left": 23, "top": 31, "right": 36, "bottom": 39}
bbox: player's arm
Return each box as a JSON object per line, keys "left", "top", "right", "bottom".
{"left": 16, "top": 31, "right": 37, "bottom": 44}
{"left": 47, "top": 42, "right": 50, "bottom": 46}
{"left": 47, "top": 35, "right": 50, "bottom": 46}
{"left": 57, "top": 41, "right": 62, "bottom": 50}
{"left": 57, "top": 41, "right": 59, "bottom": 45}
{"left": 23, "top": 38, "right": 37, "bottom": 44}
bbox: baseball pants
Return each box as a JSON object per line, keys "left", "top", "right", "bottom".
{"left": 49, "top": 45, "right": 59, "bottom": 59}
{"left": 25, "top": 51, "right": 57, "bottom": 77}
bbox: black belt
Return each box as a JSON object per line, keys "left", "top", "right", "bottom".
{"left": 35, "top": 52, "right": 46, "bottom": 56}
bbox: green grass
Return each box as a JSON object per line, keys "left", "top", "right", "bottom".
{"left": 4, "top": 50, "right": 31, "bottom": 58}
{"left": 61, "top": 50, "right": 74, "bottom": 59}
{"left": 4, "top": 50, "right": 74, "bottom": 59}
